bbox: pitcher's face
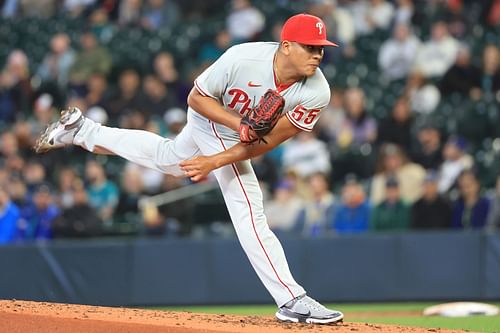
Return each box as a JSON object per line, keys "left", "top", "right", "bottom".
{"left": 284, "top": 41, "right": 324, "bottom": 77}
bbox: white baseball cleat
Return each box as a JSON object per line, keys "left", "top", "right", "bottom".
{"left": 34, "top": 107, "right": 85, "bottom": 153}
{"left": 276, "top": 294, "right": 344, "bottom": 324}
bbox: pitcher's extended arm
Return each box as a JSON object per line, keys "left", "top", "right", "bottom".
{"left": 188, "top": 87, "right": 241, "bottom": 132}
{"left": 179, "top": 116, "right": 301, "bottom": 181}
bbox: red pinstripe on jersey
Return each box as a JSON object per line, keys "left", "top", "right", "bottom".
{"left": 194, "top": 80, "right": 210, "bottom": 97}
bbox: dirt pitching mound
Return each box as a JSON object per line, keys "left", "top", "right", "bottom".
{"left": 0, "top": 300, "right": 470, "bottom": 333}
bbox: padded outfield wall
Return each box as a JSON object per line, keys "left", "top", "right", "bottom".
{"left": 1, "top": 231, "right": 499, "bottom": 306}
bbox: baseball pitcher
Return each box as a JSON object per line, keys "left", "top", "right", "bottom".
{"left": 35, "top": 14, "right": 343, "bottom": 324}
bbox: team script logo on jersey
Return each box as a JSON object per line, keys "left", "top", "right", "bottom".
{"left": 228, "top": 88, "right": 253, "bottom": 115}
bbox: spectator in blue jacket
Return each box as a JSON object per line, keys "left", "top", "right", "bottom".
{"left": 0, "top": 185, "right": 20, "bottom": 244}
{"left": 332, "top": 175, "right": 370, "bottom": 234}
{"left": 18, "top": 183, "right": 59, "bottom": 241}
{"left": 452, "top": 170, "right": 490, "bottom": 229}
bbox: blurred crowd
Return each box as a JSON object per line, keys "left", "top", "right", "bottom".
{"left": 0, "top": 0, "right": 499, "bottom": 245}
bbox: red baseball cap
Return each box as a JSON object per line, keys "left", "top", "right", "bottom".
{"left": 281, "top": 14, "right": 338, "bottom": 47}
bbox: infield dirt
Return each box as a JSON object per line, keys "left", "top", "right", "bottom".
{"left": 0, "top": 300, "right": 474, "bottom": 333}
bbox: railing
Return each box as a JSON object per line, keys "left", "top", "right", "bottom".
{"left": 138, "top": 181, "right": 219, "bottom": 209}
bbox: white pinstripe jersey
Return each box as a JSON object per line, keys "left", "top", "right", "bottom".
{"left": 192, "top": 42, "right": 331, "bottom": 138}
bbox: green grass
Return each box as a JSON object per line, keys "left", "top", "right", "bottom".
{"left": 155, "top": 302, "right": 431, "bottom": 315}
{"left": 153, "top": 303, "right": 500, "bottom": 333}
{"left": 349, "top": 316, "right": 500, "bottom": 333}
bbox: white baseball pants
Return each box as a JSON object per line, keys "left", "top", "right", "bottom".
{"left": 73, "top": 111, "right": 305, "bottom": 306}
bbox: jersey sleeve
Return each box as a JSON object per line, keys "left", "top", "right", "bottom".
{"left": 194, "top": 47, "right": 236, "bottom": 99}
{"left": 285, "top": 83, "right": 330, "bottom": 132}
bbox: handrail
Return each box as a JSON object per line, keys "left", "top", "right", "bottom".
{"left": 138, "top": 181, "right": 219, "bottom": 209}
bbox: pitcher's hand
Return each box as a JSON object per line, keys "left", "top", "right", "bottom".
{"left": 179, "top": 156, "right": 216, "bottom": 182}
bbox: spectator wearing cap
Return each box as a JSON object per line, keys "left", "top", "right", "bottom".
{"left": 370, "top": 143, "right": 426, "bottom": 205}
{"left": 0, "top": 185, "right": 21, "bottom": 244}
{"left": 18, "top": 183, "right": 60, "bottom": 241}
{"left": 438, "top": 136, "right": 473, "bottom": 194}
{"left": 451, "top": 170, "right": 490, "bottom": 229}
{"left": 264, "top": 180, "right": 304, "bottom": 234}
{"left": 486, "top": 175, "right": 500, "bottom": 231}
{"left": 332, "top": 175, "right": 370, "bottom": 234}
{"left": 371, "top": 176, "right": 411, "bottom": 231}
{"left": 163, "top": 107, "right": 187, "bottom": 138}
{"left": 411, "top": 171, "right": 452, "bottom": 229}
{"left": 411, "top": 124, "right": 443, "bottom": 170}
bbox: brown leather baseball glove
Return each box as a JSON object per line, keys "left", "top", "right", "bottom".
{"left": 239, "top": 89, "right": 285, "bottom": 144}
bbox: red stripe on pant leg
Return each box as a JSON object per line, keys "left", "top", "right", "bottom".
{"left": 210, "top": 122, "right": 295, "bottom": 300}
